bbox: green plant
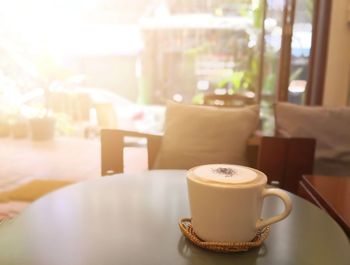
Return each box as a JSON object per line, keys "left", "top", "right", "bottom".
{"left": 216, "top": 46, "right": 259, "bottom": 94}
{"left": 36, "top": 54, "right": 72, "bottom": 117}
{"left": 216, "top": 1, "right": 264, "bottom": 94}
{"left": 217, "top": 71, "right": 245, "bottom": 92}
{"left": 306, "top": 0, "right": 314, "bottom": 21}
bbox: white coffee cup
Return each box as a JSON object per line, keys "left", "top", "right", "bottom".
{"left": 187, "top": 164, "right": 292, "bottom": 243}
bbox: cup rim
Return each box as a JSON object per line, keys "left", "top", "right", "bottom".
{"left": 187, "top": 164, "right": 267, "bottom": 188}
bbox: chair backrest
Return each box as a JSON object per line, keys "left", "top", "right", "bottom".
{"left": 94, "top": 102, "right": 118, "bottom": 129}
{"left": 256, "top": 136, "right": 316, "bottom": 193}
{"left": 100, "top": 129, "right": 315, "bottom": 194}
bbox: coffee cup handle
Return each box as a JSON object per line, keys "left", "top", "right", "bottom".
{"left": 256, "top": 188, "right": 292, "bottom": 230}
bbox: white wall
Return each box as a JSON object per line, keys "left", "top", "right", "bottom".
{"left": 323, "top": 0, "right": 350, "bottom": 106}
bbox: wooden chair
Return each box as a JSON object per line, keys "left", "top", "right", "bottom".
{"left": 203, "top": 93, "right": 256, "bottom": 108}
{"left": 100, "top": 129, "right": 316, "bottom": 194}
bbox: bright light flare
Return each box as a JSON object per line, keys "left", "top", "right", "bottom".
{"left": 0, "top": 0, "right": 142, "bottom": 60}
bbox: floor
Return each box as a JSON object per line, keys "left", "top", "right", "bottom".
{"left": 0, "top": 136, "right": 147, "bottom": 220}
{"left": 0, "top": 137, "right": 101, "bottom": 188}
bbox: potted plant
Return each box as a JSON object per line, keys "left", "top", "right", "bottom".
{"left": 0, "top": 95, "right": 28, "bottom": 138}
{"left": 30, "top": 55, "right": 70, "bottom": 141}
{"left": 0, "top": 118, "right": 10, "bottom": 137}
{"left": 11, "top": 115, "right": 29, "bottom": 139}
{"left": 30, "top": 111, "right": 56, "bottom": 141}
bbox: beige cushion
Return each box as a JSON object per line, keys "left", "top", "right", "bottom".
{"left": 275, "top": 102, "right": 350, "bottom": 162}
{"left": 153, "top": 101, "right": 259, "bottom": 169}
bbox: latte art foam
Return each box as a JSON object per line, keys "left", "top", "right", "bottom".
{"left": 212, "top": 167, "right": 237, "bottom": 177}
{"left": 190, "top": 164, "right": 260, "bottom": 185}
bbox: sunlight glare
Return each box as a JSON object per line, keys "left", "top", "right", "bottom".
{"left": 0, "top": 0, "right": 141, "bottom": 60}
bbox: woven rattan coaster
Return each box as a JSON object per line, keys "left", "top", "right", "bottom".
{"left": 178, "top": 218, "right": 270, "bottom": 253}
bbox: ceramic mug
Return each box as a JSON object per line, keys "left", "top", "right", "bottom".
{"left": 187, "top": 164, "right": 292, "bottom": 243}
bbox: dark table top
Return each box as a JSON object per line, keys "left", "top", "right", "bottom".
{"left": 0, "top": 170, "right": 349, "bottom": 265}
{"left": 302, "top": 175, "right": 350, "bottom": 234}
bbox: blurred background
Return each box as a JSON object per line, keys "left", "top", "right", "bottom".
{"left": 0, "top": 0, "right": 314, "bottom": 138}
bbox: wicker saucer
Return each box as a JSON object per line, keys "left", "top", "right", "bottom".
{"left": 178, "top": 218, "right": 270, "bottom": 253}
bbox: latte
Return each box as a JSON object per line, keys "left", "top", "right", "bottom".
{"left": 188, "top": 164, "right": 266, "bottom": 186}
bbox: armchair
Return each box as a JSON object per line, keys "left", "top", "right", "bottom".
{"left": 101, "top": 129, "right": 315, "bottom": 194}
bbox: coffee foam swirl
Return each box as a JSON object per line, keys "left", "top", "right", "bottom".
{"left": 189, "top": 164, "right": 265, "bottom": 185}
